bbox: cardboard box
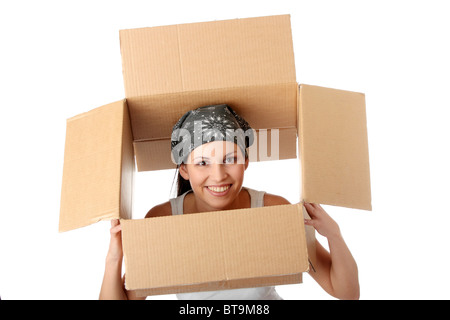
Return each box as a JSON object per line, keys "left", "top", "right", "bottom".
{"left": 59, "top": 15, "right": 371, "bottom": 296}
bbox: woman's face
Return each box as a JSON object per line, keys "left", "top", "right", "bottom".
{"left": 179, "top": 141, "right": 249, "bottom": 211}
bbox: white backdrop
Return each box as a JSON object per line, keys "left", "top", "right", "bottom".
{"left": 1, "top": 0, "right": 449, "bottom": 300}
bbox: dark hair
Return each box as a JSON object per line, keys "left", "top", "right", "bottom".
{"left": 175, "top": 166, "right": 192, "bottom": 197}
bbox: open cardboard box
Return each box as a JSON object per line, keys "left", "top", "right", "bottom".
{"left": 59, "top": 15, "right": 371, "bottom": 296}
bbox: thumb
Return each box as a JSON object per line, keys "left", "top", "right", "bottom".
{"left": 304, "top": 218, "right": 315, "bottom": 227}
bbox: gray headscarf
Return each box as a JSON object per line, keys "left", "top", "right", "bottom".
{"left": 171, "top": 104, "right": 255, "bottom": 165}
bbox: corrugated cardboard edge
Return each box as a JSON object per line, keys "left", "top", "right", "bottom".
{"left": 302, "top": 204, "right": 317, "bottom": 272}
{"left": 133, "top": 274, "right": 302, "bottom": 297}
{"left": 119, "top": 99, "right": 135, "bottom": 220}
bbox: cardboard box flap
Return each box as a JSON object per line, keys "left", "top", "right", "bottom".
{"left": 120, "top": 15, "right": 298, "bottom": 145}
{"left": 122, "top": 204, "right": 308, "bottom": 295}
{"left": 299, "top": 84, "right": 372, "bottom": 210}
{"left": 127, "top": 83, "right": 298, "bottom": 143}
{"left": 119, "top": 14, "right": 296, "bottom": 98}
{"left": 59, "top": 100, "right": 134, "bottom": 232}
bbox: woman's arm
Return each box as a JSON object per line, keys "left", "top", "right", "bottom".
{"left": 304, "top": 203, "right": 360, "bottom": 300}
{"left": 264, "top": 194, "right": 359, "bottom": 299}
{"left": 99, "top": 219, "right": 145, "bottom": 300}
{"left": 100, "top": 202, "right": 172, "bottom": 300}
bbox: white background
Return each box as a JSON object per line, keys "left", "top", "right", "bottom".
{"left": 1, "top": 0, "right": 449, "bottom": 300}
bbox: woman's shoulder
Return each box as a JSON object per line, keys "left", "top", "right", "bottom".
{"left": 145, "top": 191, "right": 291, "bottom": 217}
{"left": 263, "top": 192, "right": 291, "bottom": 206}
{"left": 145, "top": 201, "right": 172, "bottom": 218}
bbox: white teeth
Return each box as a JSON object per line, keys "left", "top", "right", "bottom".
{"left": 208, "top": 185, "right": 230, "bottom": 192}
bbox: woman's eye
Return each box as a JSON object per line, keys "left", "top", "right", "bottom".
{"left": 196, "top": 160, "right": 207, "bottom": 166}
{"left": 225, "top": 157, "right": 237, "bottom": 164}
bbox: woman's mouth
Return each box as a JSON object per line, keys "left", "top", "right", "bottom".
{"left": 206, "top": 184, "right": 231, "bottom": 196}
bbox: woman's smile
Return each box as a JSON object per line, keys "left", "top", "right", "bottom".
{"left": 205, "top": 184, "right": 232, "bottom": 196}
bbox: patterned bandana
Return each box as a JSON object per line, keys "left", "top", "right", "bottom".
{"left": 171, "top": 104, "right": 255, "bottom": 165}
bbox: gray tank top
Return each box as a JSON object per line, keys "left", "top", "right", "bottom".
{"left": 169, "top": 186, "right": 265, "bottom": 215}
{"left": 169, "top": 186, "right": 283, "bottom": 300}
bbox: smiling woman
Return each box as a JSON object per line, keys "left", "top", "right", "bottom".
{"left": 99, "top": 104, "right": 360, "bottom": 300}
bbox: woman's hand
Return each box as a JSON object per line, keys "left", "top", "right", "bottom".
{"left": 106, "top": 219, "right": 123, "bottom": 262}
{"left": 303, "top": 202, "right": 360, "bottom": 299}
{"left": 303, "top": 203, "right": 341, "bottom": 240}
{"left": 100, "top": 219, "right": 129, "bottom": 300}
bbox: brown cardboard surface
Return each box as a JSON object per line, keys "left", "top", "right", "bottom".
{"left": 121, "top": 204, "right": 308, "bottom": 295}
{"left": 127, "top": 84, "right": 298, "bottom": 142}
{"left": 59, "top": 100, "right": 134, "bottom": 232}
{"left": 299, "top": 84, "right": 372, "bottom": 210}
{"left": 120, "top": 15, "right": 295, "bottom": 97}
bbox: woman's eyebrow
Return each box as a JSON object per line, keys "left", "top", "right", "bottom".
{"left": 192, "top": 151, "right": 237, "bottom": 161}
{"left": 224, "top": 151, "right": 237, "bottom": 157}
{"left": 193, "top": 156, "right": 209, "bottom": 161}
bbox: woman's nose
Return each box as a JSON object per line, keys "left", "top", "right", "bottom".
{"left": 210, "top": 163, "right": 228, "bottom": 181}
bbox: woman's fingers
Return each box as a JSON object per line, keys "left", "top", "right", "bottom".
{"left": 311, "top": 203, "right": 321, "bottom": 209}
{"left": 107, "top": 219, "right": 124, "bottom": 260}
{"left": 110, "top": 219, "right": 122, "bottom": 234}
{"left": 303, "top": 203, "right": 317, "bottom": 227}
{"left": 303, "top": 217, "right": 315, "bottom": 227}
{"left": 303, "top": 202, "right": 340, "bottom": 238}
{"left": 304, "top": 202, "right": 318, "bottom": 218}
